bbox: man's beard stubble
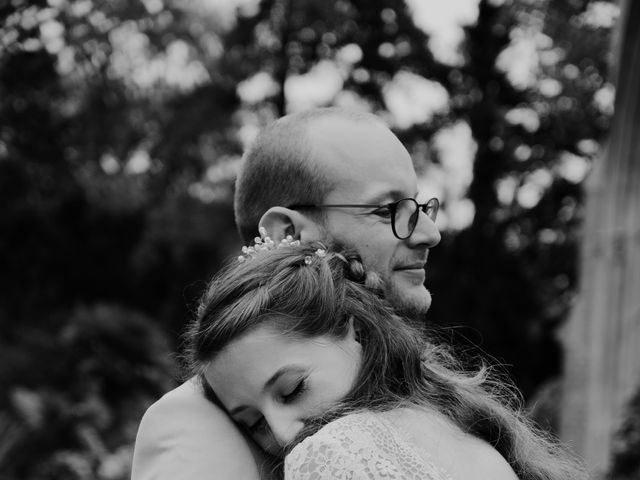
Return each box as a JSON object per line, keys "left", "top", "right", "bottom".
{"left": 322, "top": 236, "right": 430, "bottom": 328}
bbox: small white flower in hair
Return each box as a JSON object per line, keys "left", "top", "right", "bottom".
{"left": 238, "top": 228, "right": 303, "bottom": 262}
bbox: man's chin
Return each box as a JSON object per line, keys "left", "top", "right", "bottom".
{"left": 386, "top": 284, "right": 432, "bottom": 320}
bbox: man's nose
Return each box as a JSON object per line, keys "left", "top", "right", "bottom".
{"left": 265, "top": 413, "right": 305, "bottom": 448}
{"left": 407, "top": 210, "right": 441, "bottom": 247}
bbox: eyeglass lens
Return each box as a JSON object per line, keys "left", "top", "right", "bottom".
{"left": 394, "top": 198, "right": 439, "bottom": 239}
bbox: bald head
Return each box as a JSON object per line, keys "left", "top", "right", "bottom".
{"left": 234, "top": 108, "right": 384, "bottom": 243}
{"left": 234, "top": 107, "right": 440, "bottom": 317}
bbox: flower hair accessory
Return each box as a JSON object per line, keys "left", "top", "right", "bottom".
{"left": 305, "top": 248, "right": 327, "bottom": 265}
{"left": 237, "top": 227, "right": 327, "bottom": 263}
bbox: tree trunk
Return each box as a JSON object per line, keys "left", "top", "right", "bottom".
{"left": 560, "top": 0, "right": 640, "bottom": 474}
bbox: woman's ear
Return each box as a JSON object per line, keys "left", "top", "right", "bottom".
{"left": 347, "top": 316, "right": 362, "bottom": 345}
{"left": 259, "top": 207, "right": 324, "bottom": 244}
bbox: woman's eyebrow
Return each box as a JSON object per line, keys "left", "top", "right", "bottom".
{"left": 229, "top": 405, "right": 248, "bottom": 416}
{"left": 263, "top": 365, "right": 305, "bottom": 393}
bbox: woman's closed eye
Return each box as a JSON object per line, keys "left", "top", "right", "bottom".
{"left": 281, "top": 379, "right": 308, "bottom": 403}
{"left": 248, "top": 416, "right": 269, "bottom": 436}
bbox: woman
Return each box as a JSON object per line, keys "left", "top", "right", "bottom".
{"left": 185, "top": 239, "right": 586, "bottom": 480}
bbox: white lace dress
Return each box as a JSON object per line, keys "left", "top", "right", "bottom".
{"left": 284, "top": 411, "right": 455, "bottom": 480}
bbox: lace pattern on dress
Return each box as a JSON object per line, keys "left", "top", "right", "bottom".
{"left": 284, "top": 411, "right": 454, "bottom": 480}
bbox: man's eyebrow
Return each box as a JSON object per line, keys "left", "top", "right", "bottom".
{"left": 365, "top": 190, "right": 419, "bottom": 204}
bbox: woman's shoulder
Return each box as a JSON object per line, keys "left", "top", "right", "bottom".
{"left": 287, "top": 411, "right": 384, "bottom": 460}
{"left": 298, "top": 410, "right": 399, "bottom": 447}
{"left": 385, "top": 407, "right": 520, "bottom": 480}
{"left": 285, "top": 410, "right": 453, "bottom": 480}
{"left": 313, "top": 410, "right": 384, "bottom": 435}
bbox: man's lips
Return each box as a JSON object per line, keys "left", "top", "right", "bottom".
{"left": 394, "top": 263, "right": 426, "bottom": 271}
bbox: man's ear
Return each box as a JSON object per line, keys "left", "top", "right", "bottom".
{"left": 259, "top": 206, "right": 324, "bottom": 243}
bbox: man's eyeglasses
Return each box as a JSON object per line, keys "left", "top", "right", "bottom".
{"left": 290, "top": 197, "right": 439, "bottom": 240}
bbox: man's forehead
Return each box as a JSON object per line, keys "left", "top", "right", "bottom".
{"left": 307, "top": 115, "right": 388, "bottom": 153}
{"left": 305, "top": 117, "right": 418, "bottom": 202}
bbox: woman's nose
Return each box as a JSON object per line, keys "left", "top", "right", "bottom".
{"left": 266, "top": 413, "right": 305, "bottom": 447}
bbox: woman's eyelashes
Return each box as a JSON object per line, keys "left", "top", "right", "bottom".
{"left": 281, "top": 378, "right": 308, "bottom": 403}
{"left": 244, "top": 378, "right": 308, "bottom": 436}
{"left": 248, "top": 416, "right": 269, "bottom": 436}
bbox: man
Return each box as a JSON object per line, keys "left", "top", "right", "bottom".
{"left": 131, "top": 108, "right": 441, "bottom": 479}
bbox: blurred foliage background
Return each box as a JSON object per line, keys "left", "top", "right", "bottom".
{"left": 0, "top": 0, "right": 625, "bottom": 478}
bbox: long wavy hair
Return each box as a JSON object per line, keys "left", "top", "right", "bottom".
{"left": 185, "top": 243, "right": 586, "bottom": 480}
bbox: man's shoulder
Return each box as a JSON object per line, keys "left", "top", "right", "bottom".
{"left": 142, "top": 377, "right": 221, "bottom": 421}
{"left": 132, "top": 377, "right": 265, "bottom": 480}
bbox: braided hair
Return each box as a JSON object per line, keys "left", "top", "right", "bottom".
{"left": 185, "top": 243, "right": 586, "bottom": 480}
